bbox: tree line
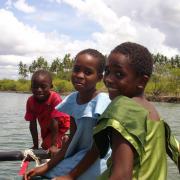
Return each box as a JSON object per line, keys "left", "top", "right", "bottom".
{"left": 18, "top": 52, "right": 180, "bottom": 80}
{"left": 18, "top": 54, "right": 74, "bottom": 81}
{"left": 148, "top": 53, "right": 180, "bottom": 96}
{"left": 0, "top": 52, "right": 179, "bottom": 96}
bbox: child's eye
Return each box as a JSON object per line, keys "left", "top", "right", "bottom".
{"left": 84, "top": 70, "right": 93, "bottom": 75}
{"left": 31, "top": 85, "right": 38, "bottom": 89}
{"left": 73, "top": 66, "right": 80, "bottom": 73}
{"left": 32, "top": 84, "right": 49, "bottom": 89}
{"left": 41, "top": 84, "right": 49, "bottom": 89}
{"left": 115, "top": 72, "right": 123, "bottom": 78}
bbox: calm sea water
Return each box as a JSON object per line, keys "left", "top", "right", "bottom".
{"left": 0, "top": 92, "right": 179, "bottom": 180}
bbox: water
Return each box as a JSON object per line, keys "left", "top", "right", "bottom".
{"left": 0, "top": 92, "right": 179, "bottom": 179}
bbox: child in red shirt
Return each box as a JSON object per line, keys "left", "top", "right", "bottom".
{"left": 25, "top": 69, "right": 70, "bottom": 155}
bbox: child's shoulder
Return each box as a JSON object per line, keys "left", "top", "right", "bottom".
{"left": 90, "top": 92, "right": 110, "bottom": 106}
{"left": 50, "top": 91, "right": 61, "bottom": 98}
{"left": 111, "top": 96, "right": 145, "bottom": 108}
{"left": 133, "top": 97, "right": 160, "bottom": 121}
{"left": 47, "top": 91, "right": 62, "bottom": 105}
{"left": 48, "top": 91, "right": 62, "bottom": 100}
{"left": 59, "top": 91, "right": 77, "bottom": 105}
{"left": 102, "top": 96, "right": 148, "bottom": 119}
{"left": 95, "top": 92, "right": 110, "bottom": 100}
{"left": 64, "top": 91, "right": 77, "bottom": 101}
{"left": 26, "top": 94, "right": 34, "bottom": 103}
{"left": 90, "top": 92, "right": 111, "bottom": 114}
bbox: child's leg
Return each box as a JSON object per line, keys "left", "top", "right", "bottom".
{"left": 41, "top": 132, "right": 69, "bottom": 150}
{"left": 41, "top": 134, "right": 52, "bottom": 150}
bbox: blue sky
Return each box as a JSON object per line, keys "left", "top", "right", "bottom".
{"left": 0, "top": 0, "right": 180, "bottom": 79}
{"left": 3, "top": 0, "right": 102, "bottom": 39}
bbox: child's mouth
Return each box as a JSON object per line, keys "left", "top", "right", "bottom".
{"left": 36, "top": 94, "right": 45, "bottom": 98}
{"left": 74, "top": 81, "right": 84, "bottom": 86}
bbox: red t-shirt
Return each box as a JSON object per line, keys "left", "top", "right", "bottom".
{"left": 25, "top": 91, "right": 70, "bottom": 148}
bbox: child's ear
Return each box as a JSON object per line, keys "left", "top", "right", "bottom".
{"left": 137, "top": 75, "right": 149, "bottom": 89}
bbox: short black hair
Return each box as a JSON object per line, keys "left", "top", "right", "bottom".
{"left": 111, "top": 42, "right": 153, "bottom": 76}
{"left": 31, "top": 69, "right": 52, "bottom": 84}
{"left": 75, "top": 48, "right": 106, "bottom": 74}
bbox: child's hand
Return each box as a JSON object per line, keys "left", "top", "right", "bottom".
{"left": 30, "top": 145, "right": 38, "bottom": 149}
{"left": 23, "top": 166, "right": 46, "bottom": 180}
{"left": 52, "top": 175, "right": 74, "bottom": 180}
{"left": 48, "top": 145, "right": 59, "bottom": 157}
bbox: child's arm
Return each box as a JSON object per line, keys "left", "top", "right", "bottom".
{"left": 110, "top": 129, "right": 134, "bottom": 180}
{"left": 24, "top": 140, "right": 69, "bottom": 180}
{"left": 29, "top": 120, "right": 38, "bottom": 149}
{"left": 178, "top": 146, "right": 180, "bottom": 173}
{"left": 66, "top": 142, "right": 99, "bottom": 179}
{"left": 49, "top": 118, "right": 59, "bottom": 156}
{"left": 51, "top": 116, "right": 98, "bottom": 179}
{"left": 24, "top": 117, "right": 75, "bottom": 179}
{"left": 164, "top": 122, "right": 180, "bottom": 173}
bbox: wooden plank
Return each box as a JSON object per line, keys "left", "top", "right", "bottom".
{"left": 0, "top": 149, "right": 50, "bottom": 161}
{"left": 0, "top": 151, "right": 23, "bottom": 161}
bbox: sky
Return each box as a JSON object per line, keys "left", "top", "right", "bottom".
{"left": 0, "top": 0, "right": 180, "bottom": 80}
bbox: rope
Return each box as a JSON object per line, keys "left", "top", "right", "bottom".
{"left": 20, "top": 149, "right": 41, "bottom": 167}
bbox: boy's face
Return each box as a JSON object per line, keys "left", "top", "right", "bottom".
{"left": 71, "top": 54, "right": 102, "bottom": 94}
{"left": 31, "top": 75, "right": 52, "bottom": 102}
{"left": 104, "top": 52, "right": 141, "bottom": 100}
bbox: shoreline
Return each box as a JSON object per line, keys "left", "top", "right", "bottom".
{"left": 0, "top": 91, "right": 180, "bottom": 103}
{"left": 146, "top": 95, "right": 180, "bottom": 103}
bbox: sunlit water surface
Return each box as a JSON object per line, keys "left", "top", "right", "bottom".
{"left": 0, "top": 92, "right": 179, "bottom": 179}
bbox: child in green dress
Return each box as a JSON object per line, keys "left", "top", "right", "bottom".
{"left": 94, "top": 42, "right": 180, "bottom": 179}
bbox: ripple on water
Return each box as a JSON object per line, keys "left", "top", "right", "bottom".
{"left": 0, "top": 93, "right": 179, "bottom": 179}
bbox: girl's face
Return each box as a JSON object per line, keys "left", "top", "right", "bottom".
{"left": 71, "top": 53, "right": 101, "bottom": 94}
{"left": 31, "top": 75, "right": 52, "bottom": 102}
{"left": 104, "top": 52, "right": 141, "bottom": 100}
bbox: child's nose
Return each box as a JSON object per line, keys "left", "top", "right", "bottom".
{"left": 37, "top": 87, "right": 43, "bottom": 91}
{"left": 76, "top": 71, "right": 84, "bottom": 78}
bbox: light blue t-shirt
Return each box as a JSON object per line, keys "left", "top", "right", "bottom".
{"left": 44, "top": 92, "right": 111, "bottom": 180}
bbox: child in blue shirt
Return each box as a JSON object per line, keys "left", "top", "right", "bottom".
{"left": 24, "top": 49, "right": 111, "bottom": 180}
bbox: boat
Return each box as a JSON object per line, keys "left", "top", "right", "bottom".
{"left": 0, "top": 149, "right": 50, "bottom": 177}
{"left": 0, "top": 149, "right": 49, "bottom": 161}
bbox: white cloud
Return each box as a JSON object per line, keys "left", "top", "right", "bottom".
{"left": 0, "top": 0, "right": 180, "bottom": 79}
{"left": 14, "top": 0, "right": 36, "bottom": 13}
{"left": 0, "top": 65, "right": 18, "bottom": 80}
{"left": 102, "top": 0, "right": 180, "bottom": 49}
{"left": 5, "top": 0, "right": 36, "bottom": 13}
{"left": 0, "top": 10, "right": 64, "bottom": 56}
{"left": 0, "top": 9, "right": 95, "bottom": 79}
{"left": 62, "top": 0, "right": 180, "bottom": 56}
{"left": 47, "top": 0, "right": 62, "bottom": 3}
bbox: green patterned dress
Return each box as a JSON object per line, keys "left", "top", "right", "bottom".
{"left": 94, "top": 96, "right": 179, "bottom": 180}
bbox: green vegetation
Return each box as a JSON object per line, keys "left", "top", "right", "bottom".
{"left": 145, "top": 53, "right": 180, "bottom": 96}
{"left": 0, "top": 53, "right": 179, "bottom": 97}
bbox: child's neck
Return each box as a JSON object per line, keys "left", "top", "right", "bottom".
{"left": 77, "top": 88, "right": 98, "bottom": 105}
{"left": 132, "top": 94, "right": 145, "bottom": 101}
{"left": 132, "top": 92, "right": 145, "bottom": 100}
